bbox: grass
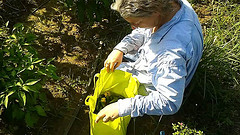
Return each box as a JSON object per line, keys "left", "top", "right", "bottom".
{"left": 180, "top": 1, "right": 240, "bottom": 134}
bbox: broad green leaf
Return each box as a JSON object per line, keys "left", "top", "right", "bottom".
{"left": 35, "top": 105, "right": 47, "bottom": 116}
{"left": 25, "top": 111, "right": 39, "bottom": 127}
{"left": 24, "top": 79, "right": 41, "bottom": 86}
{"left": 12, "top": 106, "right": 24, "bottom": 120}
{"left": 20, "top": 91, "right": 26, "bottom": 106}
{"left": 25, "top": 33, "right": 36, "bottom": 42}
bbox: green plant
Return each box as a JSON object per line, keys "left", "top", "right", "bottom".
{"left": 172, "top": 122, "right": 204, "bottom": 135}
{"left": 183, "top": 1, "right": 240, "bottom": 134}
{"left": 0, "top": 22, "right": 58, "bottom": 127}
{"left": 62, "top": 0, "right": 112, "bottom": 23}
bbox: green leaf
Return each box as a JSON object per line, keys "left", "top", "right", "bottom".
{"left": 13, "top": 23, "right": 23, "bottom": 29}
{"left": 22, "top": 86, "right": 29, "bottom": 92}
{"left": 6, "top": 67, "right": 13, "bottom": 71}
{"left": 19, "top": 77, "right": 24, "bottom": 84}
{"left": 39, "top": 93, "right": 47, "bottom": 102}
{"left": 25, "top": 111, "right": 39, "bottom": 127}
{"left": 32, "top": 59, "right": 44, "bottom": 64}
{"left": 66, "top": 0, "right": 73, "bottom": 7}
{"left": 23, "top": 43, "right": 30, "bottom": 46}
{"left": 4, "top": 97, "right": 8, "bottom": 108}
{"left": 101, "top": 0, "right": 110, "bottom": 8}
{"left": 47, "top": 57, "right": 55, "bottom": 65}
{"left": 27, "top": 65, "right": 34, "bottom": 70}
{"left": 16, "top": 82, "right": 22, "bottom": 87}
{"left": 37, "top": 70, "right": 47, "bottom": 76}
{"left": 25, "top": 33, "right": 36, "bottom": 42}
{"left": 17, "top": 68, "right": 26, "bottom": 74}
{"left": 24, "top": 79, "right": 40, "bottom": 86}
{"left": 3, "top": 75, "right": 10, "bottom": 79}
{"left": 11, "top": 70, "right": 16, "bottom": 77}
{"left": 35, "top": 105, "right": 47, "bottom": 116}
{"left": 20, "top": 91, "right": 26, "bottom": 106}
{"left": 5, "top": 21, "right": 9, "bottom": 27}
{"left": 22, "top": 85, "right": 39, "bottom": 92}
{"left": 10, "top": 34, "right": 17, "bottom": 39}
{"left": 4, "top": 91, "right": 14, "bottom": 108}
{"left": 12, "top": 106, "right": 25, "bottom": 120}
{"left": 47, "top": 64, "right": 56, "bottom": 71}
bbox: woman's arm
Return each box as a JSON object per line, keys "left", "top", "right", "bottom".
{"left": 114, "top": 28, "right": 149, "bottom": 54}
{"left": 118, "top": 50, "right": 187, "bottom": 117}
{"left": 104, "top": 28, "right": 150, "bottom": 72}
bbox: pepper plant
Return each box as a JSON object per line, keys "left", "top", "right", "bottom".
{"left": 0, "top": 23, "right": 58, "bottom": 127}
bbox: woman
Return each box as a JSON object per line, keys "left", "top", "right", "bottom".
{"left": 95, "top": 0, "right": 203, "bottom": 123}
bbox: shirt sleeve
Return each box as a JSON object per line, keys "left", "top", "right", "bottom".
{"left": 114, "top": 28, "right": 150, "bottom": 54}
{"left": 117, "top": 50, "right": 187, "bottom": 117}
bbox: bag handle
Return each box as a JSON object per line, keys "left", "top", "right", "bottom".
{"left": 85, "top": 73, "right": 99, "bottom": 106}
{"left": 93, "top": 73, "right": 99, "bottom": 89}
{"left": 85, "top": 95, "right": 92, "bottom": 106}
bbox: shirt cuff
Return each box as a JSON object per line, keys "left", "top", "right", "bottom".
{"left": 114, "top": 42, "right": 128, "bottom": 54}
{"left": 117, "top": 98, "right": 132, "bottom": 117}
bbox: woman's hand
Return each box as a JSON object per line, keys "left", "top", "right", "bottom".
{"left": 104, "top": 49, "right": 123, "bottom": 72}
{"left": 95, "top": 102, "right": 119, "bottom": 123}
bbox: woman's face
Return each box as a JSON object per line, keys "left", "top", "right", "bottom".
{"left": 124, "top": 12, "right": 162, "bottom": 29}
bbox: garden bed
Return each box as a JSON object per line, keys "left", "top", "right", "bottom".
{"left": 0, "top": 0, "right": 239, "bottom": 134}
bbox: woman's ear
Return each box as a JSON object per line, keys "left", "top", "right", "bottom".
{"left": 152, "top": 11, "right": 161, "bottom": 17}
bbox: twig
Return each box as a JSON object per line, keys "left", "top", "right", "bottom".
{"left": 3, "top": 3, "right": 19, "bottom": 11}
{"left": 31, "top": 0, "right": 51, "bottom": 15}
{"left": 20, "top": 0, "right": 27, "bottom": 12}
{"left": 153, "top": 115, "right": 163, "bottom": 135}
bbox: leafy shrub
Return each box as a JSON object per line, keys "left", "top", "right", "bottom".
{"left": 0, "top": 23, "right": 58, "bottom": 127}
{"left": 172, "top": 122, "right": 204, "bottom": 135}
{"left": 63, "top": 0, "right": 112, "bottom": 23}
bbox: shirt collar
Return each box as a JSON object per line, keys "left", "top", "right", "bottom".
{"left": 151, "top": 0, "right": 185, "bottom": 43}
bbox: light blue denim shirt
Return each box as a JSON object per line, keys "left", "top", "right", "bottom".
{"left": 115, "top": 0, "right": 203, "bottom": 117}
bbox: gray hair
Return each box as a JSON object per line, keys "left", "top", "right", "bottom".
{"left": 111, "top": 0, "right": 179, "bottom": 18}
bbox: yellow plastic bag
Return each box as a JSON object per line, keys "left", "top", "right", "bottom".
{"left": 85, "top": 68, "right": 140, "bottom": 135}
